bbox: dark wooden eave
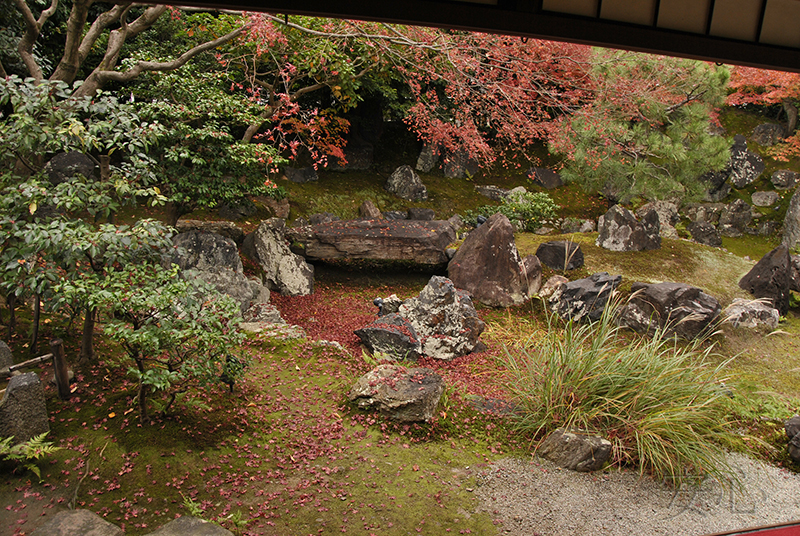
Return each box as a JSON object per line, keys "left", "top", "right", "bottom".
{"left": 164, "top": 0, "right": 800, "bottom": 71}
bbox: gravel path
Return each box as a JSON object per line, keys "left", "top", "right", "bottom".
{"left": 473, "top": 453, "right": 800, "bottom": 535}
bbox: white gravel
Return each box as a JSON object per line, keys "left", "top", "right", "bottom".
{"left": 473, "top": 453, "right": 800, "bottom": 535}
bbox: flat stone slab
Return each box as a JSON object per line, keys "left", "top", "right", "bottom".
{"left": 290, "top": 219, "right": 456, "bottom": 265}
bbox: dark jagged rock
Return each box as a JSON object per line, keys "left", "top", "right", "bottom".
{"left": 739, "top": 244, "right": 792, "bottom": 316}
{"left": 617, "top": 282, "right": 721, "bottom": 340}
{"left": 348, "top": 364, "right": 445, "bottom": 422}
{"left": 535, "top": 241, "right": 584, "bottom": 271}
{"left": 398, "top": 275, "right": 485, "bottom": 360}
{"left": 752, "top": 123, "right": 785, "bottom": 146}
{"left": 442, "top": 148, "right": 479, "bottom": 179}
{"left": 284, "top": 166, "right": 318, "bottom": 183}
{"left": 43, "top": 151, "right": 96, "bottom": 185}
{"left": 596, "top": 205, "right": 660, "bottom": 252}
{"left": 718, "top": 199, "right": 753, "bottom": 237}
{"left": 386, "top": 165, "right": 428, "bottom": 201}
{"left": 687, "top": 221, "right": 722, "bottom": 247}
{"left": 355, "top": 313, "right": 421, "bottom": 360}
{"left": 359, "top": 199, "right": 382, "bottom": 219}
{"left": 772, "top": 169, "right": 799, "bottom": 190}
{"left": 175, "top": 219, "right": 245, "bottom": 245}
{"left": 415, "top": 143, "right": 440, "bottom": 173}
{"left": 728, "top": 135, "right": 766, "bottom": 188}
{"left": 169, "top": 230, "right": 269, "bottom": 311}
{"left": 538, "top": 428, "right": 612, "bottom": 472}
{"left": 448, "top": 213, "right": 532, "bottom": 307}
{"left": 550, "top": 272, "right": 622, "bottom": 322}
{"left": 527, "top": 167, "right": 564, "bottom": 190}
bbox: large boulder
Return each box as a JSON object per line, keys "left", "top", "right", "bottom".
{"left": 538, "top": 428, "right": 612, "bottom": 472}
{"left": 357, "top": 276, "right": 485, "bottom": 361}
{"left": 772, "top": 170, "right": 799, "bottom": 190}
{"left": 170, "top": 230, "right": 241, "bottom": 273}
{"left": 0, "top": 341, "right": 13, "bottom": 370}
{"left": 398, "top": 275, "right": 485, "bottom": 360}
{"left": 535, "top": 241, "right": 584, "bottom": 271}
{"left": 728, "top": 135, "right": 766, "bottom": 188}
{"left": 751, "top": 191, "right": 780, "bottom": 207}
{"left": 253, "top": 219, "right": 314, "bottom": 296}
{"left": 596, "top": 205, "right": 661, "bottom": 252}
{"left": 359, "top": 199, "right": 382, "bottom": 219}
{"left": 415, "top": 143, "right": 440, "bottom": 173}
{"left": 43, "top": 151, "right": 96, "bottom": 185}
{"left": 687, "top": 221, "right": 722, "bottom": 247}
{"left": 348, "top": 364, "right": 445, "bottom": 422}
{"left": 723, "top": 298, "right": 780, "bottom": 330}
{"left": 175, "top": 219, "right": 244, "bottom": 245}
{"left": 617, "top": 282, "right": 721, "bottom": 340}
{"left": 442, "top": 149, "right": 479, "bottom": 179}
{"left": 385, "top": 165, "right": 428, "bottom": 201}
{"left": 284, "top": 166, "right": 318, "bottom": 184}
{"left": 522, "top": 255, "right": 543, "bottom": 296}
{"left": 30, "top": 509, "right": 123, "bottom": 536}
{"left": 527, "top": 167, "right": 564, "bottom": 190}
{"left": 0, "top": 373, "right": 49, "bottom": 444}
{"left": 718, "top": 198, "right": 753, "bottom": 237}
{"left": 169, "top": 231, "right": 269, "bottom": 312}
{"left": 475, "top": 185, "right": 510, "bottom": 202}
{"left": 782, "top": 187, "right": 800, "bottom": 250}
{"left": 448, "top": 213, "right": 532, "bottom": 307}
{"left": 752, "top": 123, "right": 785, "bottom": 146}
{"left": 550, "top": 272, "right": 622, "bottom": 322}
{"left": 700, "top": 169, "right": 732, "bottom": 202}
{"left": 683, "top": 203, "right": 725, "bottom": 225}
{"left": 636, "top": 200, "right": 679, "bottom": 239}
{"left": 739, "top": 244, "right": 793, "bottom": 316}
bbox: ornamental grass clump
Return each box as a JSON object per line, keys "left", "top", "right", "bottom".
{"left": 500, "top": 302, "right": 734, "bottom": 486}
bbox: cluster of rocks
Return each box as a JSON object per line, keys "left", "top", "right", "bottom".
{"left": 355, "top": 275, "right": 485, "bottom": 361}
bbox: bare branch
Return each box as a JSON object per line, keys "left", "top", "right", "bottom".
{"left": 76, "top": 22, "right": 251, "bottom": 97}
{"left": 13, "top": 0, "right": 59, "bottom": 81}
{"left": 76, "top": 4, "right": 130, "bottom": 69}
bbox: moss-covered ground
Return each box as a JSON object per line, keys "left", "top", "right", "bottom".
{"left": 5, "top": 107, "right": 800, "bottom": 534}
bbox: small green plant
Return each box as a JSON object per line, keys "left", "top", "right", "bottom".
{"left": 463, "top": 191, "right": 559, "bottom": 232}
{"left": 180, "top": 491, "right": 206, "bottom": 517}
{"left": 499, "top": 301, "right": 734, "bottom": 486}
{"left": 0, "top": 433, "right": 61, "bottom": 480}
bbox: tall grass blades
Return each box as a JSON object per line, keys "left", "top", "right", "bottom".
{"left": 499, "top": 302, "right": 734, "bottom": 486}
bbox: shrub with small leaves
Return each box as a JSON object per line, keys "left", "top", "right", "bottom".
{"left": 463, "top": 191, "right": 559, "bottom": 232}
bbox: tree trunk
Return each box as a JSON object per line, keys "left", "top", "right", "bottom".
{"left": 136, "top": 357, "right": 150, "bottom": 424}
{"left": 6, "top": 294, "right": 16, "bottom": 339}
{"left": 80, "top": 307, "right": 96, "bottom": 363}
{"left": 30, "top": 294, "right": 40, "bottom": 355}
{"left": 783, "top": 100, "right": 798, "bottom": 135}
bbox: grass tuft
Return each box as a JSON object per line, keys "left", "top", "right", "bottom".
{"left": 498, "top": 300, "right": 735, "bottom": 486}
